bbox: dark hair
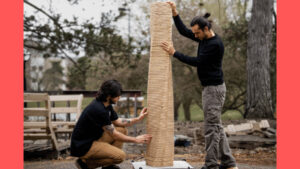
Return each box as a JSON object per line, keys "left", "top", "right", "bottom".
{"left": 96, "top": 79, "right": 122, "bottom": 102}
{"left": 190, "top": 12, "right": 213, "bottom": 30}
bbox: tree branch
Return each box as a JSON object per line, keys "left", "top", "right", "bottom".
{"left": 222, "top": 90, "right": 246, "bottom": 114}
{"left": 24, "top": 0, "right": 63, "bottom": 30}
{"left": 24, "top": 0, "right": 83, "bottom": 73}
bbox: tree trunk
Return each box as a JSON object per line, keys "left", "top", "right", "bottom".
{"left": 174, "top": 96, "right": 181, "bottom": 121}
{"left": 245, "top": 0, "right": 274, "bottom": 119}
{"left": 183, "top": 98, "right": 192, "bottom": 121}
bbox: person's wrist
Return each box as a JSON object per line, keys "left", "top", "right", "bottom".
{"left": 172, "top": 10, "right": 178, "bottom": 16}
{"left": 135, "top": 116, "right": 141, "bottom": 123}
{"left": 171, "top": 50, "right": 176, "bottom": 55}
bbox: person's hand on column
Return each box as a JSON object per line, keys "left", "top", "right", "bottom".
{"left": 166, "top": 1, "right": 178, "bottom": 16}
{"left": 161, "top": 41, "right": 175, "bottom": 55}
{"left": 135, "top": 134, "right": 152, "bottom": 144}
{"left": 137, "top": 107, "right": 148, "bottom": 122}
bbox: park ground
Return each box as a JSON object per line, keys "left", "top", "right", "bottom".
{"left": 25, "top": 98, "right": 276, "bottom": 169}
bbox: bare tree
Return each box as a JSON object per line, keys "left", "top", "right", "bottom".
{"left": 245, "top": 0, "right": 274, "bottom": 119}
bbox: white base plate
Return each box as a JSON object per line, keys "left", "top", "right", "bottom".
{"left": 132, "top": 161, "right": 193, "bottom": 169}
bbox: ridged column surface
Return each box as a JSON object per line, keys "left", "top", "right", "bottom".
{"left": 146, "top": 2, "right": 174, "bottom": 167}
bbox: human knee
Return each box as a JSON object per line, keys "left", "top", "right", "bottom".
{"left": 205, "top": 107, "right": 221, "bottom": 125}
{"left": 113, "top": 151, "right": 126, "bottom": 163}
{"left": 206, "top": 116, "right": 220, "bottom": 124}
{"left": 204, "top": 126, "right": 220, "bottom": 137}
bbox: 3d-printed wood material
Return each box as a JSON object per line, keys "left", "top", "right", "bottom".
{"left": 146, "top": 2, "right": 174, "bottom": 167}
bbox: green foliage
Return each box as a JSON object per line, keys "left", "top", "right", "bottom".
{"left": 24, "top": 0, "right": 144, "bottom": 71}
{"left": 177, "top": 103, "right": 243, "bottom": 121}
{"left": 222, "top": 17, "right": 248, "bottom": 115}
{"left": 67, "top": 57, "right": 92, "bottom": 90}
{"left": 24, "top": 0, "right": 148, "bottom": 93}
{"left": 41, "top": 61, "right": 65, "bottom": 91}
{"left": 25, "top": 1, "right": 276, "bottom": 120}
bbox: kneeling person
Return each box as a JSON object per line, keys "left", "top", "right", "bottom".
{"left": 71, "top": 80, "right": 152, "bottom": 169}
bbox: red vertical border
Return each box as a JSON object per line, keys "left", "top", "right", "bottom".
{"left": 0, "top": 0, "right": 23, "bottom": 168}
{"left": 277, "top": 0, "right": 300, "bottom": 168}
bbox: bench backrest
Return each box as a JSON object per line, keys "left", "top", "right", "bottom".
{"left": 24, "top": 93, "right": 51, "bottom": 124}
{"left": 23, "top": 93, "right": 59, "bottom": 151}
{"left": 23, "top": 93, "right": 83, "bottom": 152}
{"left": 49, "top": 94, "right": 83, "bottom": 122}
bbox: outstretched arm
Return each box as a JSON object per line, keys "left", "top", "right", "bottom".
{"left": 166, "top": 1, "right": 178, "bottom": 17}
{"left": 161, "top": 41, "right": 198, "bottom": 67}
{"left": 112, "top": 107, "right": 148, "bottom": 127}
{"left": 166, "top": 1, "right": 201, "bottom": 42}
{"left": 102, "top": 124, "right": 152, "bottom": 144}
{"left": 173, "top": 51, "right": 199, "bottom": 67}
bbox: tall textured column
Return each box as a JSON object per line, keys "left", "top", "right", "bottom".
{"left": 146, "top": 2, "right": 174, "bottom": 167}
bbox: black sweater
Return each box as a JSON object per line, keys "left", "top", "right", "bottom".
{"left": 173, "top": 15, "right": 224, "bottom": 86}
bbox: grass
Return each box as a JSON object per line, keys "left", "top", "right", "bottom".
{"left": 82, "top": 97, "right": 94, "bottom": 110}
{"left": 177, "top": 103, "right": 243, "bottom": 122}
{"left": 26, "top": 97, "right": 243, "bottom": 122}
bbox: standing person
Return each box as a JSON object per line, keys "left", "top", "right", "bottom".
{"left": 71, "top": 80, "right": 152, "bottom": 169}
{"left": 161, "top": 2, "right": 238, "bottom": 169}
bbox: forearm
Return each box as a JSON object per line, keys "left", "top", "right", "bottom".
{"left": 112, "top": 130, "right": 137, "bottom": 143}
{"left": 173, "top": 15, "right": 189, "bottom": 36}
{"left": 117, "top": 117, "right": 140, "bottom": 127}
{"left": 173, "top": 51, "right": 198, "bottom": 67}
{"left": 173, "top": 15, "right": 199, "bottom": 42}
{"left": 103, "top": 124, "right": 138, "bottom": 143}
{"left": 171, "top": 8, "right": 178, "bottom": 16}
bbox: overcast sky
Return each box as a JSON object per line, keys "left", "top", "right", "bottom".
{"left": 24, "top": 0, "right": 152, "bottom": 57}
{"left": 24, "top": 0, "right": 150, "bottom": 41}
{"left": 24, "top": 0, "right": 276, "bottom": 58}
{"left": 24, "top": 0, "right": 276, "bottom": 36}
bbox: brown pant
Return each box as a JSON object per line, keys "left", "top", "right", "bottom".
{"left": 80, "top": 127, "right": 128, "bottom": 169}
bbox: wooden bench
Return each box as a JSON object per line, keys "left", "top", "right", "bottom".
{"left": 48, "top": 94, "right": 83, "bottom": 134}
{"left": 24, "top": 93, "right": 83, "bottom": 152}
{"left": 24, "top": 93, "right": 61, "bottom": 151}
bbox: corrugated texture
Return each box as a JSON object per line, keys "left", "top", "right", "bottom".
{"left": 146, "top": 2, "right": 174, "bottom": 167}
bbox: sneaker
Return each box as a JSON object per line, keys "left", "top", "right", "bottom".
{"left": 102, "top": 165, "right": 121, "bottom": 169}
{"left": 75, "top": 159, "right": 89, "bottom": 169}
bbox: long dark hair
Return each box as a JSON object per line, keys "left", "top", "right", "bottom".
{"left": 190, "top": 13, "right": 213, "bottom": 30}
{"left": 96, "top": 80, "right": 122, "bottom": 102}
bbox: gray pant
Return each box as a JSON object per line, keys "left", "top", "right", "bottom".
{"left": 202, "top": 83, "right": 236, "bottom": 169}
